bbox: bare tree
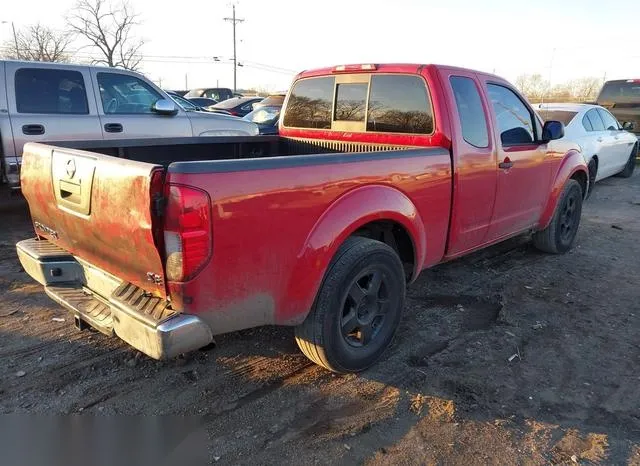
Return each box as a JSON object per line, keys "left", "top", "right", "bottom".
{"left": 1, "top": 23, "right": 72, "bottom": 62}
{"left": 515, "top": 74, "right": 551, "bottom": 102}
{"left": 566, "top": 77, "right": 602, "bottom": 102}
{"left": 67, "top": 0, "right": 144, "bottom": 70}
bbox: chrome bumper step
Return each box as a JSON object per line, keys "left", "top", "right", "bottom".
{"left": 16, "top": 238, "right": 214, "bottom": 360}
{"left": 45, "top": 285, "right": 114, "bottom": 336}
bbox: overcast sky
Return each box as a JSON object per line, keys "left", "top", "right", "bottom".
{"left": 2, "top": 0, "right": 639, "bottom": 91}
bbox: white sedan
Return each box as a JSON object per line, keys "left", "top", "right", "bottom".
{"left": 534, "top": 103, "right": 638, "bottom": 190}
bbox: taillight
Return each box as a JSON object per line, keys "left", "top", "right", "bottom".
{"left": 163, "top": 184, "right": 212, "bottom": 282}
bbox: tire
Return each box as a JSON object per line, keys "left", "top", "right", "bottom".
{"left": 587, "top": 158, "right": 597, "bottom": 198}
{"left": 616, "top": 143, "right": 637, "bottom": 178}
{"left": 533, "top": 179, "right": 583, "bottom": 254}
{"left": 294, "top": 236, "right": 406, "bottom": 373}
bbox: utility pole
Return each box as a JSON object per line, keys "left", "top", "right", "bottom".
{"left": 224, "top": 4, "right": 244, "bottom": 93}
{"left": 1, "top": 21, "right": 19, "bottom": 59}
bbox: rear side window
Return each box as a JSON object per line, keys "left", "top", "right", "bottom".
{"left": 582, "top": 114, "right": 594, "bottom": 132}
{"left": 367, "top": 75, "right": 433, "bottom": 134}
{"left": 450, "top": 76, "right": 489, "bottom": 147}
{"left": 283, "top": 77, "right": 334, "bottom": 129}
{"left": 15, "top": 68, "right": 89, "bottom": 114}
{"left": 487, "top": 84, "right": 535, "bottom": 145}
{"left": 586, "top": 109, "right": 605, "bottom": 131}
{"left": 597, "top": 108, "right": 619, "bottom": 130}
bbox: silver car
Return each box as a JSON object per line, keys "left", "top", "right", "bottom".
{"left": 0, "top": 60, "right": 258, "bottom": 188}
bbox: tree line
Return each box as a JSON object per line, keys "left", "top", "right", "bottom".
{"left": 514, "top": 74, "right": 603, "bottom": 103}
{"left": 1, "top": 0, "right": 144, "bottom": 71}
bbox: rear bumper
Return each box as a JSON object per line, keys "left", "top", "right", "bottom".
{"left": 16, "top": 238, "right": 213, "bottom": 359}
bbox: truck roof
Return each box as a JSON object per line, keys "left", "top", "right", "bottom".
{"left": 295, "top": 63, "right": 502, "bottom": 80}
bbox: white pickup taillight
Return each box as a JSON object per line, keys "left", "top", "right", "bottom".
{"left": 163, "top": 185, "right": 212, "bottom": 282}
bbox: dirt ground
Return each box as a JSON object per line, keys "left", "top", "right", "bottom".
{"left": 1, "top": 171, "right": 639, "bottom": 465}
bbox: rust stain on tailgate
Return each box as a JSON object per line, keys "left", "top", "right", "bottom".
{"left": 20, "top": 143, "right": 167, "bottom": 298}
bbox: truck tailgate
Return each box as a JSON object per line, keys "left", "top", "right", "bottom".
{"left": 20, "top": 142, "right": 167, "bottom": 298}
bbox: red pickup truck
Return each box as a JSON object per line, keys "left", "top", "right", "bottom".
{"left": 17, "top": 63, "right": 588, "bottom": 373}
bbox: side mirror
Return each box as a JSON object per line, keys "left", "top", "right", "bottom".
{"left": 542, "top": 120, "right": 565, "bottom": 142}
{"left": 622, "top": 121, "right": 635, "bottom": 131}
{"left": 152, "top": 99, "right": 178, "bottom": 116}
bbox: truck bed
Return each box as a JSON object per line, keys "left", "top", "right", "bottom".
{"left": 48, "top": 136, "right": 416, "bottom": 167}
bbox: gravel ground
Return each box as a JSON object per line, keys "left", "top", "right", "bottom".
{"left": 0, "top": 171, "right": 639, "bottom": 465}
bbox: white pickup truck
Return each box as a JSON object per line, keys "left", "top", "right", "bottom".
{"left": 0, "top": 60, "right": 258, "bottom": 188}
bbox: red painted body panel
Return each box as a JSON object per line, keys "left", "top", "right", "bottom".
{"left": 537, "top": 148, "right": 588, "bottom": 230}
{"left": 166, "top": 153, "right": 452, "bottom": 330}
{"left": 20, "top": 143, "right": 167, "bottom": 297}
{"left": 18, "top": 63, "right": 589, "bottom": 339}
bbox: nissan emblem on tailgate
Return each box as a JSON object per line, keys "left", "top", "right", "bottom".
{"left": 66, "top": 158, "right": 76, "bottom": 179}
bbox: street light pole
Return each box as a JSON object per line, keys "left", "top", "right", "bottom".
{"left": 1, "top": 21, "right": 19, "bottom": 59}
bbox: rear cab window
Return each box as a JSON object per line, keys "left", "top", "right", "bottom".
{"left": 598, "top": 80, "right": 640, "bottom": 104}
{"left": 15, "top": 68, "right": 89, "bottom": 114}
{"left": 283, "top": 74, "right": 433, "bottom": 135}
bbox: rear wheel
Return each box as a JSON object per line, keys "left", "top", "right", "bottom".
{"left": 294, "top": 236, "right": 406, "bottom": 373}
{"left": 587, "top": 158, "right": 597, "bottom": 198}
{"left": 616, "top": 143, "right": 637, "bottom": 178}
{"left": 533, "top": 179, "right": 583, "bottom": 254}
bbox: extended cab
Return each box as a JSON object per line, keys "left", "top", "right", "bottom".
{"left": 0, "top": 60, "right": 258, "bottom": 188}
{"left": 16, "top": 64, "right": 588, "bottom": 373}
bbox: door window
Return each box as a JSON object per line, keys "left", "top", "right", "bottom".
{"left": 487, "top": 84, "right": 536, "bottom": 145}
{"left": 97, "top": 73, "right": 163, "bottom": 114}
{"left": 15, "top": 68, "right": 89, "bottom": 114}
{"left": 585, "top": 109, "right": 605, "bottom": 131}
{"left": 597, "top": 108, "right": 620, "bottom": 130}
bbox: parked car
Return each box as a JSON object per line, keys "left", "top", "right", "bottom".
{"left": 242, "top": 106, "right": 281, "bottom": 134}
{"left": 186, "top": 98, "right": 236, "bottom": 116}
{"left": 242, "top": 94, "right": 285, "bottom": 134}
{"left": 169, "top": 90, "right": 189, "bottom": 97}
{"left": 165, "top": 91, "right": 202, "bottom": 111}
{"left": 595, "top": 79, "right": 640, "bottom": 136}
{"left": 186, "top": 97, "right": 219, "bottom": 109}
{"left": 535, "top": 103, "right": 637, "bottom": 188}
{"left": 16, "top": 63, "right": 587, "bottom": 373}
{"left": 253, "top": 93, "right": 286, "bottom": 110}
{"left": 0, "top": 60, "right": 259, "bottom": 188}
{"left": 185, "top": 87, "right": 234, "bottom": 102}
{"left": 211, "top": 96, "right": 264, "bottom": 117}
